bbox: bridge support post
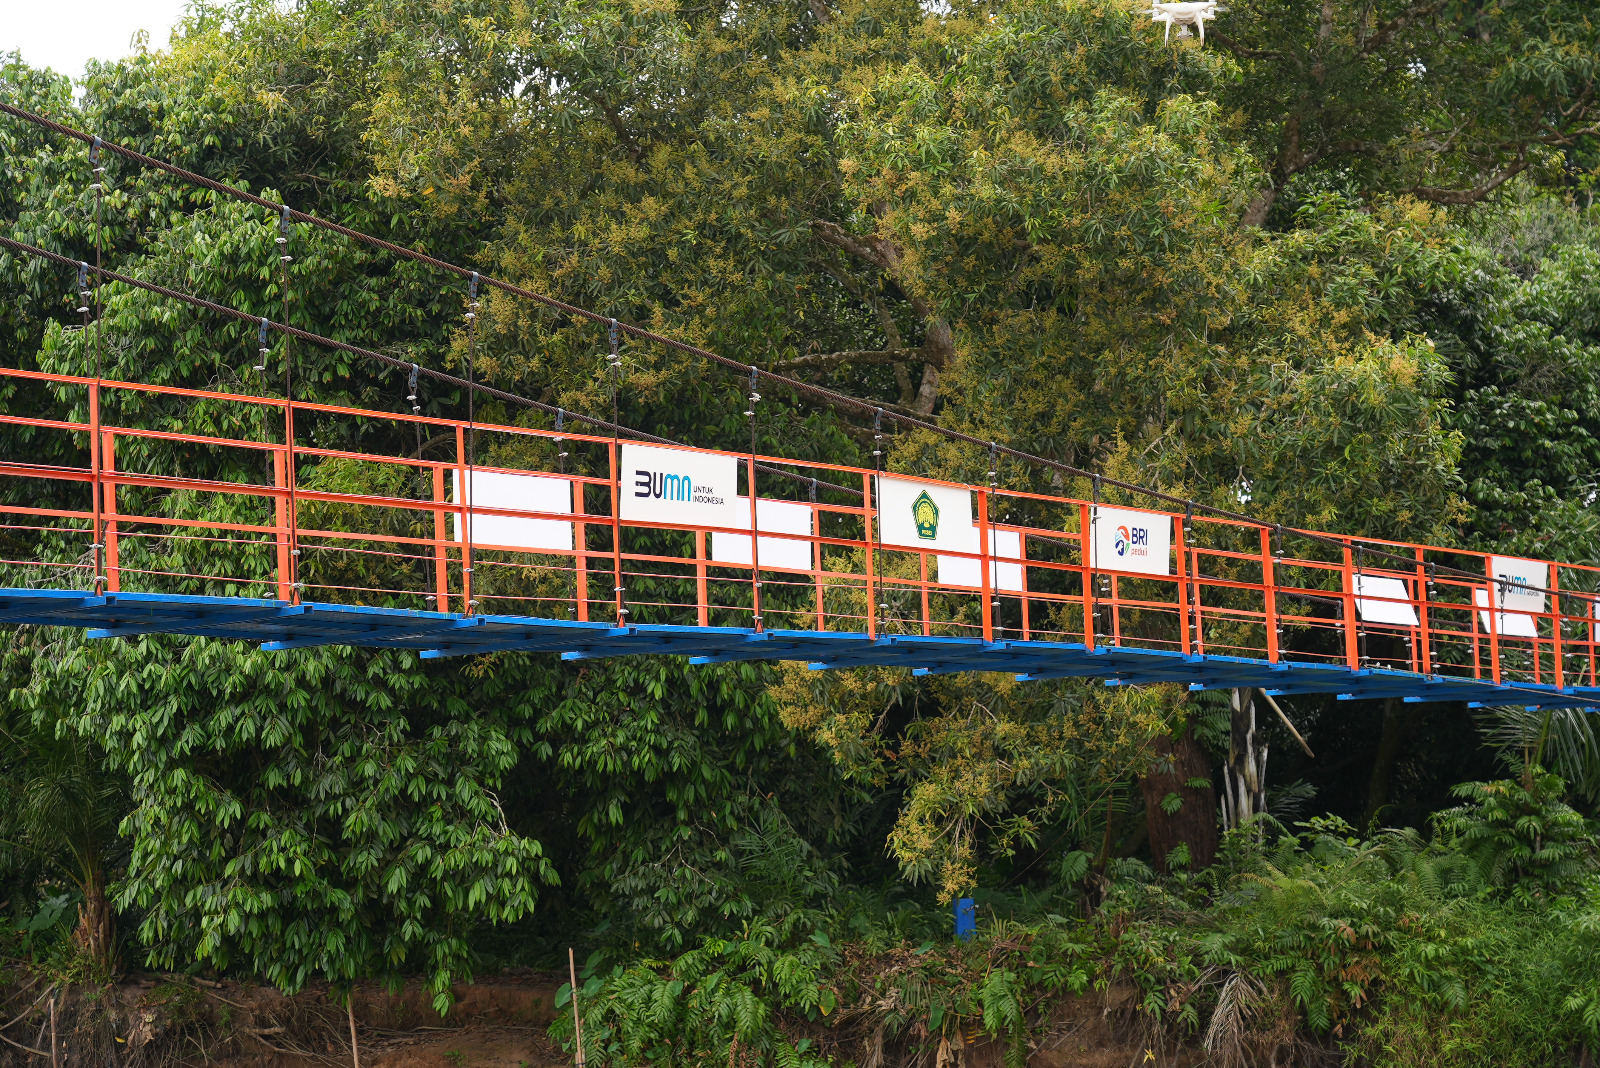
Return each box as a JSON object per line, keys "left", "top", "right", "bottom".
{"left": 88, "top": 381, "right": 103, "bottom": 594}
{"left": 863, "top": 472, "right": 876, "bottom": 640}
{"left": 696, "top": 530, "right": 708, "bottom": 628}
{"left": 1173, "top": 513, "right": 1189, "bottom": 656}
{"left": 1079, "top": 502, "right": 1094, "bottom": 651}
{"left": 1260, "top": 527, "right": 1277, "bottom": 663}
{"left": 1553, "top": 567, "right": 1564, "bottom": 691}
{"left": 1341, "top": 542, "right": 1359, "bottom": 671}
{"left": 1487, "top": 573, "right": 1503, "bottom": 686}
{"left": 573, "top": 478, "right": 588, "bottom": 622}
{"left": 1414, "top": 548, "right": 1429, "bottom": 675}
{"left": 274, "top": 450, "right": 292, "bottom": 603}
{"left": 1019, "top": 534, "right": 1030, "bottom": 641}
{"left": 101, "top": 431, "right": 119, "bottom": 592}
{"left": 748, "top": 456, "right": 762, "bottom": 632}
{"left": 609, "top": 441, "right": 625, "bottom": 625}
{"left": 978, "top": 488, "right": 993, "bottom": 643}
{"left": 432, "top": 466, "right": 451, "bottom": 613}
{"left": 457, "top": 426, "right": 474, "bottom": 615}
{"left": 919, "top": 552, "right": 930, "bottom": 637}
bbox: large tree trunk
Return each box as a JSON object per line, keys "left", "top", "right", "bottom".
{"left": 1221, "top": 688, "right": 1268, "bottom": 832}
{"left": 1363, "top": 696, "right": 1416, "bottom": 828}
{"left": 1139, "top": 728, "right": 1219, "bottom": 872}
{"left": 75, "top": 859, "right": 116, "bottom": 978}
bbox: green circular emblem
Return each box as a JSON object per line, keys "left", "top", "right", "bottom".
{"left": 912, "top": 490, "right": 940, "bottom": 540}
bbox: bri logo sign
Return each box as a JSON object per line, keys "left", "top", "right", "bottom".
{"left": 1114, "top": 524, "right": 1151, "bottom": 559}
{"left": 1091, "top": 505, "right": 1171, "bottom": 577}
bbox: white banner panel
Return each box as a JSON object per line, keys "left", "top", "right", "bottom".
{"left": 1354, "top": 575, "right": 1419, "bottom": 627}
{"left": 1476, "top": 556, "right": 1549, "bottom": 637}
{"left": 711, "top": 498, "right": 814, "bottom": 572}
{"left": 619, "top": 443, "right": 743, "bottom": 529}
{"left": 1088, "top": 506, "right": 1172, "bottom": 576}
{"left": 451, "top": 469, "right": 573, "bottom": 551}
{"left": 876, "top": 476, "right": 974, "bottom": 552}
{"left": 1474, "top": 589, "right": 1540, "bottom": 638}
{"left": 938, "top": 528, "right": 1024, "bottom": 592}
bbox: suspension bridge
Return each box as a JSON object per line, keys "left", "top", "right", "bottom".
{"left": 0, "top": 105, "right": 1597, "bottom": 711}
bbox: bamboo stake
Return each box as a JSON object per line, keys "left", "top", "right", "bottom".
{"left": 1256, "top": 688, "right": 1314, "bottom": 757}
{"left": 569, "top": 947, "right": 586, "bottom": 1068}
{"left": 348, "top": 994, "right": 362, "bottom": 1068}
{"left": 49, "top": 992, "right": 58, "bottom": 1068}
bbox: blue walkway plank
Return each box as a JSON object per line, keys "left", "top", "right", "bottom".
{"left": 1, "top": 588, "right": 1597, "bottom": 710}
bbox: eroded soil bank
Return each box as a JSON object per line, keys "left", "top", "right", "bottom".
{"left": 0, "top": 974, "right": 1207, "bottom": 1068}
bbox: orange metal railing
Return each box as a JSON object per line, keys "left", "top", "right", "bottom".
{"left": 2, "top": 364, "right": 1597, "bottom": 691}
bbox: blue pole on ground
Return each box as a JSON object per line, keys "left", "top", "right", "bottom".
{"left": 954, "top": 897, "right": 975, "bottom": 941}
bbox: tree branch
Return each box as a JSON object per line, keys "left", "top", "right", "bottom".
{"left": 811, "top": 219, "right": 897, "bottom": 271}
{"left": 1360, "top": 0, "right": 1448, "bottom": 54}
{"left": 1406, "top": 158, "right": 1529, "bottom": 204}
{"left": 578, "top": 90, "right": 642, "bottom": 161}
{"left": 773, "top": 348, "right": 915, "bottom": 370}
{"left": 1204, "top": 31, "right": 1283, "bottom": 59}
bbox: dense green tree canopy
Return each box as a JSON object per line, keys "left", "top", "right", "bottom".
{"left": 0, "top": 0, "right": 1596, "bottom": 1050}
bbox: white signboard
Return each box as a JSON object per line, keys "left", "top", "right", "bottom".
{"left": 452, "top": 469, "right": 574, "bottom": 551}
{"left": 1354, "top": 575, "right": 1419, "bottom": 627}
{"left": 711, "top": 498, "right": 814, "bottom": 572}
{"left": 876, "top": 476, "right": 974, "bottom": 552}
{"left": 1087, "top": 506, "right": 1172, "bottom": 576}
{"left": 938, "top": 528, "right": 1024, "bottom": 592}
{"left": 1476, "top": 555, "right": 1549, "bottom": 637}
{"left": 619, "top": 443, "right": 743, "bottom": 530}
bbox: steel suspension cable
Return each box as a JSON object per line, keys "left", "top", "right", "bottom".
{"left": 0, "top": 103, "right": 1243, "bottom": 523}
{"left": 0, "top": 233, "right": 859, "bottom": 500}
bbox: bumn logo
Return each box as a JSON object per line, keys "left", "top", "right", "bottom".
{"left": 912, "top": 491, "right": 940, "bottom": 540}
{"left": 635, "top": 470, "right": 691, "bottom": 502}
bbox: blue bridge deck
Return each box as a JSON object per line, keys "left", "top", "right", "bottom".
{"left": 5, "top": 589, "right": 1597, "bottom": 710}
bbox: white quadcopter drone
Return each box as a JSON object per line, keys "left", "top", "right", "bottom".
{"left": 1148, "top": 1, "right": 1223, "bottom": 41}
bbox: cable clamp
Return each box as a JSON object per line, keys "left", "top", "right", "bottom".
{"left": 255, "top": 317, "right": 270, "bottom": 371}
{"left": 468, "top": 272, "right": 480, "bottom": 301}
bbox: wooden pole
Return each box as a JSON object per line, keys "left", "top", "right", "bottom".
{"left": 49, "top": 991, "right": 59, "bottom": 1068}
{"left": 569, "top": 947, "right": 587, "bottom": 1068}
{"left": 348, "top": 995, "right": 362, "bottom": 1068}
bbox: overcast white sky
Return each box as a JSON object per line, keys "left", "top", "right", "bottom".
{"left": 1, "top": 0, "right": 193, "bottom": 81}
